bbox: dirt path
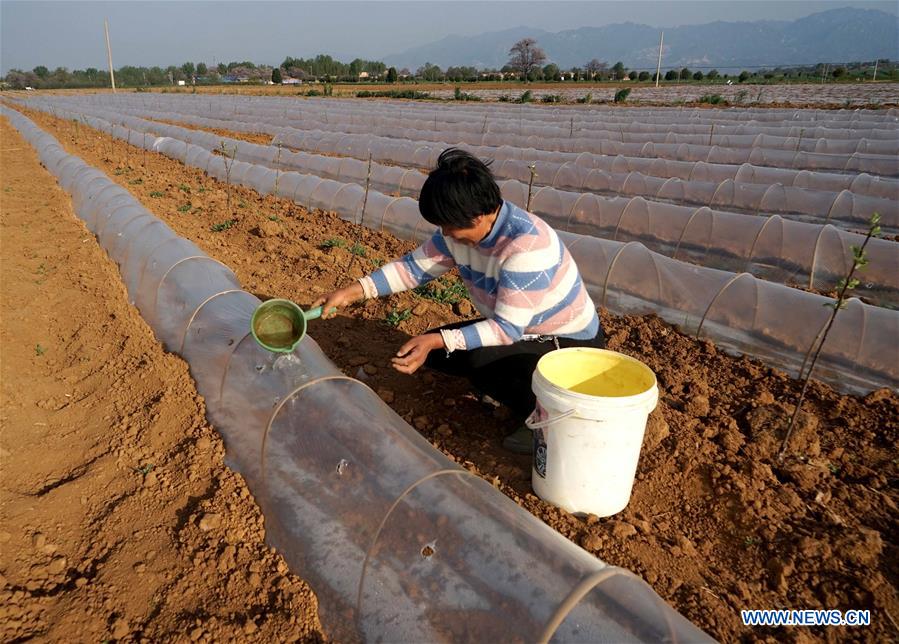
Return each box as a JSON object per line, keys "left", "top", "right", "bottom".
{"left": 0, "top": 118, "right": 324, "bottom": 642}
{"left": 8, "top": 106, "right": 899, "bottom": 643}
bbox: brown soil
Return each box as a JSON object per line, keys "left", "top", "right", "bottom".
{"left": 0, "top": 119, "right": 324, "bottom": 641}
{"left": 9, "top": 106, "right": 899, "bottom": 643}
{"left": 152, "top": 118, "right": 273, "bottom": 146}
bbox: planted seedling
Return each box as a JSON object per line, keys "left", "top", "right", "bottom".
{"left": 274, "top": 142, "right": 283, "bottom": 195}
{"left": 149, "top": 191, "right": 165, "bottom": 198}
{"left": 349, "top": 244, "right": 367, "bottom": 257}
{"left": 35, "top": 344, "right": 46, "bottom": 356}
{"left": 414, "top": 276, "right": 469, "bottom": 304}
{"left": 177, "top": 203, "right": 192, "bottom": 213}
{"left": 779, "top": 212, "right": 882, "bottom": 458}
{"left": 128, "top": 178, "right": 143, "bottom": 185}
{"left": 347, "top": 153, "right": 374, "bottom": 275}
{"left": 320, "top": 237, "right": 346, "bottom": 249}
{"left": 370, "top": 258, "right": 385, "bottom": 268}
{"left": 526, "top": 163, "right": 538, "bottom": 211}
{"left": 384, "top": 308, "right": 412, "bottom": 327}
{"left": 268, "top": 215, "right": 281, "bottom": 222}
{"left": 210, "top": 219, "right": 236, "bottom": 232}
{"left": 178, "top": 183, "right": 191, "bottom": 194}
{"left": 219, "top": 141, "right": 238, "bottom": 213}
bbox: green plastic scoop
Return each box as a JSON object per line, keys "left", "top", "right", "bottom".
{"left": 250, "top": 298, "right": 327, "bottom": 353}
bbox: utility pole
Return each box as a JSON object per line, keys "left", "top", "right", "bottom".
{"left": 655, "top": 31, "right": 664, "bottom": 88}
{"left": 872, "top": 59, "right": 878, "bottom": 82}
{"left": 104, "top": 18, "right": 116, "bottom": 92}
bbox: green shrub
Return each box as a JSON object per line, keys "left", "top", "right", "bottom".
{"left": 320, "top": 237, "right": 346, "bottom": 248}
{"left": 356, "top": 89, "right": 429, "bottom": 99}
{"left": 614, "top": 88, "right": 631, "bottom": 103}
{"left": 541, "top": 94, "right": 562, "bottom": 103}
{"left": 698, "top": 94, "right": 726, "bottom": 105}
{"left": 517, "top": 90, "right": 533, "bottom": 103}
{"left": 210, "top": 219, "right": 236, "bottom": 232}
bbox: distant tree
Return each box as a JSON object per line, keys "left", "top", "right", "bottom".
{"left": 584, "top": 58, "right": 606, "bottom": 80}
{"left": 416, "top": 62, "right": 443, "bottom": 81}
{"left": 386, "top": 66, "right": 398, "bottom": 83}
{"left": 738, "top": 70, "right": 750, "bottom": 82}
{"left": 628, "top": 70, "right": 638, "bottom": 80}
{"left": 217, "top": 62, "right": 227, "bottom": 75}
{"left": 399, "top": 67, "right": 411, "bottom": 78}
{"left": 508, "top": 38, "right": 546, "bottom": 81}
{"left": 832, "top": 67, "right": 846, "bottom": 78}
{"left": 665, "top": 69, "right": 678, "bottom": 81}
{"left": 679, "top": 67, "right": 690, "bottom": 80}
{"left": 181, "top": 61, "right": 195, "bottom": 78}
{"left": 33, "top": 65, "right": 49, "bottom": 79}
{"left": 271, "top": 67, "right": 283, "bottom": 84}
{"left": 571, "top": 68, "right": 581, "bottom": 81}
{"left": 196, "top": 62, "right": 208, "bottom": 76}
{"left": 638, "top": 71, "right": 650, "bottom": 81}
{"left": 542, "top": 63, "right": 560, "bottom": 81}
{"left": 693, "top": 70, "right": 704, "bottom": 81}
{"left": 611, "top": 61, "right": 627, "bottom": 80}
{"left": 707, "top": 69, "right": 719, "bottom": 80}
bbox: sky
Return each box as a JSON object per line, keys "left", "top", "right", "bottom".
{"left": 2, "top": 1, "right": 897, "bottom": 73}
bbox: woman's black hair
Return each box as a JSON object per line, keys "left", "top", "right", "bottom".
{"left": 418, "top": 148, "right": 502, "bottom": 228}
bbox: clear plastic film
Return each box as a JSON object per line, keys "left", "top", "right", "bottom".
{"left": 9, "top": 99, "right": 895, "bottom": 392}
{"left": 5, "top": 103, "right": 715, "bottom": 643}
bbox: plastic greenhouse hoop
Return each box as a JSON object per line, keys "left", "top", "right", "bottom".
{"left": 601, "top": 242, "right": 643, "bottom": 309}
{"left": 153, "top": 256, "right": 236, "bottom": 321}
{"left": 696, "top": 273, "right": 754, "bottom": 338}
{"left": 354, "top": 468, "right": 479, "bottom": 634}
{"left": 259, "top": 374, "right": 358, "bottom": 487}
{"left": 745, "top": 215, "right": 783, "bottom": 274}
{"left": 823, "top": 189, "right": 852, "bottom": 225}
{"left": 535, "top": 567, "right": 678, "bottom": 644}
{"left": 673, "top": 206, "right": 710, "bottom": 261}
{"left": 178, "top": 289, "right": 245, "bottom": 354}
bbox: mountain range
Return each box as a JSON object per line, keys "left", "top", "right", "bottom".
{"left": 382, "top": 8, "right": 899, "bottom": 71}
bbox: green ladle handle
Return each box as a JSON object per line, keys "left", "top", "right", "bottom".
{"left": 304, "top": 306, "right": 336, "bottom": 321}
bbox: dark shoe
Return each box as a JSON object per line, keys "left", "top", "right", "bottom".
{"left": 502, "top": 425, "right": 533, "bottom": 455}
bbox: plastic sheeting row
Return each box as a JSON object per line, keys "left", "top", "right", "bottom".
{"left": 49, "top": 94, "right": 898, "bottom": 176}
{"left": 22, "top": 99, "right": 896, "bottom": 309}
{"left": 48, "top": 91, "right": 899, "bottom": 134}
{"left": 22, "top": 95, "right": 898, "bottom": 202}
{"left": 4, "top": 103, "right": 717, "bottom": 644}
{"left": 15, "top": 99, "right": 893, "bottom": 395}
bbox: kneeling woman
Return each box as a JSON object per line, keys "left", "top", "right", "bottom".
{"left": 313, "top": 148, "right": 605, "bottom": 453}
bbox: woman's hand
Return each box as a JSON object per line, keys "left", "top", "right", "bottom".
{"left": 392, "top": 333, "right": 445, "bottom": 374}
{"left": 311, "top": 282, "right": 364, "bottom": 319}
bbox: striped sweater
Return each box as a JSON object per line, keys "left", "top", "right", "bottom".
{"left": 359, "top": 200, "right": 600, "bottom": 352}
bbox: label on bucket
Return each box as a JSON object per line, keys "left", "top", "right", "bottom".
{"left": 534, "top": 427, "right": 547, "bottom": 479}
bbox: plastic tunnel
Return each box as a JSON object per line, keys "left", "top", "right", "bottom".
{"left": 4, "top": 104, "right": 718, "bottom": 643}
{"left": 7, "top": 98, "right": 895, "bottom": 395}
{"left": 11, "top": 97, "right": 898, "bottom": 309}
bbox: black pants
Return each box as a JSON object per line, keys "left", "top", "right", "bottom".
{"left": 424, "top": 319, "right": 606, "bottom": 419}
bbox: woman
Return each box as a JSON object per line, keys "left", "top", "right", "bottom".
{"left": 313, "top": 148, "right": 605, "bottom": 454}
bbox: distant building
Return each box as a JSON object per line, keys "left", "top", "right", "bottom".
{"left": 176, "top": 80, "right": 186, "bottom": 86}
{"left": 358, "top": 71, "right": 369, "bottom": 79}
{"left": 281, "top": 77, "right": 301, "bottom": 85}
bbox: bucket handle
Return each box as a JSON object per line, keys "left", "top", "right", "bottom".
{"left": 525, "top": 408, "right": 576, "bottom": 430}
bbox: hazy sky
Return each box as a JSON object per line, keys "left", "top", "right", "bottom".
{"left": 2, "top": 1, "right": 897, "bottom": 73}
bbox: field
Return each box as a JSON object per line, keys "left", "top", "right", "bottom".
{"left": 42, "top": 80, "right": 899, "bottom": 108}
{"left": 1, "top": 88, "right": 897, "bottom": 642}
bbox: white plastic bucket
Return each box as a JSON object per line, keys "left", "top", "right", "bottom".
{"left": 527, "top": 348, "right": 658, "bottom": 517}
